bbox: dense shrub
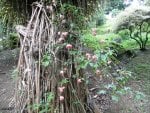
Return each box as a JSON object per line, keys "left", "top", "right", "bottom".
{"left": 82, "top": 33, "right": 100, "bottom": 50}
{"left": 113, "top": 6, "right": 150, "bottom": 50}
{"left": 118, "top": 30, "right": 130, "bottom": 40}
{"left": 96, "top": 13, "right": 106, "bottom": 26}
{"left": 2, "top": 33, "right": 19, "bottom": 50}
{"left": 109, "top": 41, "right": 126, "bottom": 56}
{"left": 113, "top": 6, "right": 150, "bottom": 32}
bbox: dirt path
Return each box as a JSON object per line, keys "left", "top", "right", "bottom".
{"left": 0, "top": 49, "right": 19, "bottom": 113}
{"left": 106, "top": 49, "right": 150, "bottom": 113}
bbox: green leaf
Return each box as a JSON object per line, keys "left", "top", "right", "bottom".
{"left": 135, "top": 91, "right": 145, "bottom": 100}
{"left": 116, "top": 89, "right": 126, "bottom": 95}
{"left": 42, "top": 61, "right": 49, "bottom": 67}
{"left": 105, "top": 84, "right": 116, "bottom": 90}
{"left": 39, "top": 109, "right": 50, "bottom": 113}
{"left": 124, "top": 87, "right": 131, "bottom": 91}
{"left": 47, "top": 92, "right": 54, "bottom": 102}
{"left": 112, "top": 95, "right": 119, "bottom": 102}
{"left": 60, "top": 78, "right": 69, "bottom": 85}
{"left": 101, "top": 54, "right": 107, "bottom": 62}
{"left": 97, "top": 90, "right": 107, "bottom": 94}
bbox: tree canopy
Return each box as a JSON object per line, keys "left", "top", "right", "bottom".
{"left": 113, "top": 5, "right": 150, "bottom": 50}
{"left": 0, "top": 0, "right": 105, "bottom": 34}
{"left": 113, "top": 5, "right": 150, "bottom": 32}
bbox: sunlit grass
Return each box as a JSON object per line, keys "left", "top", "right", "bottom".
{"left": 122, "top": 39, "right": 150, "bottom": 50}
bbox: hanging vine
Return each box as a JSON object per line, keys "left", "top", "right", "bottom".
{"left": 15, "top": 1, "right": 89, "bottom": 113}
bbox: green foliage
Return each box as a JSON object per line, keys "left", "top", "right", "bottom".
{"left": 87, "top": 8, "right": 106, "bottom": 28}
{"left": 81, "top": 28, "right": 135, "bottom": 104}
{"left": 134, "top": 91, "right": 146, "bottom": 100}
{"left": 96, "top": 13, "right": 106, "bottom": 26}
{"left": 30, "top": 92, "right": 54, "bottom": 112}
{"left": 109, "top": 42, "right": 126, "bottom": 56}
{"left": 1, "top": 33, "right": 19, "bottom": 50}
{"left": 113, "top": 6, "right": 150, "bottom": 32}
{"left": 0, "top": 0, "right": 25, "bottom": 34}
{"left": 82, "top": 33, "right": 101, "bottom": 50}
{"left": 118, "top": 29, "right": 130, "bottom": 40}
{"left": 122, "top": 39, "right": 138, "bottom": 49}
{"left": 60, "top": 3, "right": 85, "bottom": 30}
{"left": 101, "top": 33, "right": 120, "bottom": 41}
{"left": 104, "top": 0, "right": 125, "bottom": 13}
{"left": 113, "top": 6, "right": 150, "bottom": 50}
{"left": 82, "top": 25, "right": 127, "bottom": 56}
{"left": 111, "top": 9, "right": 121, "bottom": 17}
{"left": 41, "top": 53, "right": 52, "bottom": 67}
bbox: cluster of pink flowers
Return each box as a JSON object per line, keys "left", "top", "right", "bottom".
{"left": 58, "top": 86, "right": 65, "bottom": 101}
{"left": 58, "top": 67, "right": 84, "bottom": 102}
{"left": 57, "top": 31, "right": 69, "bottom": 43}
{"left": 85, "top": 53, "right": 98, "bottom": 62}
{"left": 57, "top": 31, "right": 73, "bottom": 50}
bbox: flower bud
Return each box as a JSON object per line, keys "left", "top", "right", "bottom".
{"left": 66, "top": 44, "right": 73, "bottom": 49}
{"left": 77, "top": 78, "right": 82, "bottom": 84}
{"left": 92, "top": 55, "right": 98, "bottom": 61}
{"left": 58, "top": 86, "right": 65, "bottom": 93}
{"left": 59, "top": 96, "right": 64, "bottom": 101}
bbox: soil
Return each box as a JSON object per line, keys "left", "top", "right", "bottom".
{"left": 105, "top": 49, "right": 150, "bottom": 113}
{"left": 0, "top": 49, "right": 19, "bottom": 113}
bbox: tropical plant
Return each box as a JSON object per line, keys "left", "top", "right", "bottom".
{"left": 113, "top": 6, "right": 150, "bottom": 50}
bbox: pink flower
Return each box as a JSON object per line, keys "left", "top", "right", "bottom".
{"left": 58, "top": 86, "right": 65, "bottom": 93}
{"left": 66, "top": 44, "right": 73, "bottom": 49}
{"left": 62, "top": 32, "right": 69, "bottom": 38}
{"left": 58, "top": 37, "right": 65, "bottom": 43}
{"left": 77, "top": 78, "right": 82, "bottom": 84}
{"left": 59, "top": 96, "right": 64, "bottom": 101}
{"left": 92, "top": 55, "right": 98, "bottom": 61}
{"left": 85, "top": 53, "right": 91, "bottom": 60}
{"left": 60, "top": 70, "right": 64, "bottom": 76}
